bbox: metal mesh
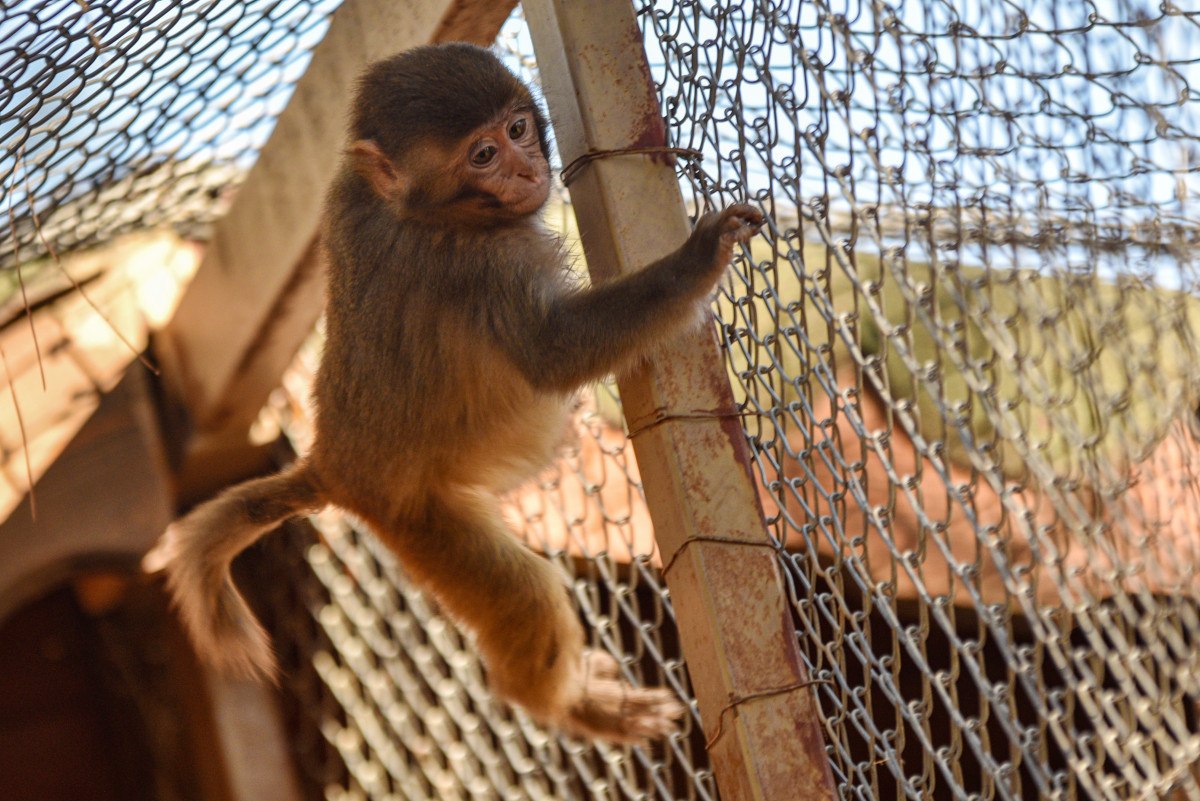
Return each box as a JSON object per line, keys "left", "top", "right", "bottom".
{"left": 0, "top": 0, "right": 341, "bottom": 277}
{"left": 636, "top": 0, "right": 1200, "bottom": 798}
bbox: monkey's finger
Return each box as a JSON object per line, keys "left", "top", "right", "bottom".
{"left": 735, "top": 218, "right": 764, "bottom": 239}
{"left": 721, "top": 219, "right": 763, "bottom": 247}
{"left": 723, "top": 202, "right": 763, "bottom": 220}
{"left": 735, "top": 210, "right": 765, "bottom": 234}
{"left": 719, "top": 205, "right": 764, "bottom": 237}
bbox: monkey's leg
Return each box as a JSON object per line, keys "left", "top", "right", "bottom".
{"left": 377, "top": 487, "right": 684, "bottom": 742}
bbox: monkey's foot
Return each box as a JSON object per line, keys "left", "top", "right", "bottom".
{"left": 564, "top": 649, "right": 686, "bottom": 744}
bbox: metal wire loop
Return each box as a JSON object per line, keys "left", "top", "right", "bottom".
{"left": 559, "top": 146, "right": 704, "bottom": 186}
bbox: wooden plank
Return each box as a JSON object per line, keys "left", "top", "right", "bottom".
{"left": 0, "top": 367, "right": 172, "bottom": 623}
{"left": 0, "top": 232, "right": 199, "bottom": 524}
{"left": 156, "top": 0, "right": 518, "bottom": 445}
{"left": 433, "top": 0, "right": 518, "bottom": 43}
{"left": 522, "top": 3, "right": 839, "bottom": 799}
{"left": 201, "top": 669, "right": 305, "bottom": 801}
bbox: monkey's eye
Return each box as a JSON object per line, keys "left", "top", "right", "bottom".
{"left": 471, "top": 145, "right": 497, "bottom": 167}
{"left": 508, "top": 117, "right": 527, "bottom": 140}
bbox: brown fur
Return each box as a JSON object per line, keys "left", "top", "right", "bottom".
{"left": 146, "top": 43, "right": 762, "bottom": 742}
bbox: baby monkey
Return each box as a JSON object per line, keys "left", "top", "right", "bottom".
{"left": 146, "top": 43, "right": 762, "bottom": 743}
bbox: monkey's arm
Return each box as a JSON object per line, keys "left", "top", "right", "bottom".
{"left": 512, "top": 204, "right": 762, "bottom": 391}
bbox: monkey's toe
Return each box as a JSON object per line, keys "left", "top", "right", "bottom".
{"left": 718, "top": 203, "right": 765, "bottom": 245}
{"left": 565, "top": 676, "right": 685, "bottom": 744}
{"left": 581, "top": 648, "right": 622, "bottom": 681}
{"left": 617, "top": 687, "right": 688, "bottom": 741}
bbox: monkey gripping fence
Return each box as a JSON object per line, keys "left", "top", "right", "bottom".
{"left": 5, "top": 0, "right": 1200, "bottom": 799}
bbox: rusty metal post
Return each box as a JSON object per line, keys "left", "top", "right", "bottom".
{"left": 522, "top": 2, "right": 839, "bottom": 799}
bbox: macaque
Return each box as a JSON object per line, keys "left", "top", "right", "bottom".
{"left": 145, "top": 42, "right": 762, "bottom": 743}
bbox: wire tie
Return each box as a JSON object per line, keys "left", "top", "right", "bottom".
{"left": 704, "top": 679, "right": 832, "bottom": 751}
{"left": 626, "top": 407, "right": 756, "bottom": 440}
{"left": 660, "top": 534, "right": 780, "bottom": 577}
{"left": 560, "top": 146, "right": 704, "bottom": 186}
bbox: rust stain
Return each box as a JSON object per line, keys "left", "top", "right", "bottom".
{"left": 623, "top": 21, "right": 670, "bottom": 162}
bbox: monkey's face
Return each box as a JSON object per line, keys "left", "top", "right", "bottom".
{"left": 347, "top": 44, "right": 554, "bottom": 227}
{"left": 452, "top": 103, "right": 551, "bottom": 224}
{"left": 348, "top": 105, "right": 551, "bottom": 227}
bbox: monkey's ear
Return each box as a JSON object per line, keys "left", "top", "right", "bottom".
{"left": 349, "top": 139, "right": 406, "bottom": 201}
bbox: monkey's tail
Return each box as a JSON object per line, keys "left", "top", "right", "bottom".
{"left": 142, "top": 460, "right": 325, "bottom": 682}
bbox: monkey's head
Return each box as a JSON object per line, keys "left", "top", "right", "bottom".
{"left": 346, "top": 43, "right": 553, "bottom": 227}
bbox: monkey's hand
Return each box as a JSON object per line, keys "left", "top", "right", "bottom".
{"left": 685, "top": 203, "right": 764, "bottom": 280}
{"left": 563, "top": 649, "right": 686, "bottom": 744}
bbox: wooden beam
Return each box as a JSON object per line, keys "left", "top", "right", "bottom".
{"left": 433, "top": 0, "right": 518, "bottom": 43}
{"left": 0, "top": 367, "right": 172, "bottom": 623}
{"left": 522, "top": 3, "right": 839, "bottom": 799}
{"left": 201, "top": 669, "right": 305, "bottom": 801}
{"left": 0, "top": 362, "right": 309, "bottom": 801}
{"left": 156, "top": 0, "right": 518, "bottom": 450}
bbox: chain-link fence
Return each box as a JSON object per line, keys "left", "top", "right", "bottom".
{"left": 639, "top": 0, "right": 1200, "bottom": 798}
{"left": 0, "top": 0, "right": 341, "bottom": 278}
{"left": 5, "top": 0, "right": 1200, "bottom": 800}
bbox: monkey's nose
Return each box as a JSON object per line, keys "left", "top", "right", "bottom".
{"left": 515, "top": 162, "right": 540, "bottom": 182}
{"left": 508, "top": 151, "right": 543, "bottom": 183}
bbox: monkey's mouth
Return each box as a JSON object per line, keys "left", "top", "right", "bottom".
{"left": 502, "top": 179, "right": 551, "bottom": 218}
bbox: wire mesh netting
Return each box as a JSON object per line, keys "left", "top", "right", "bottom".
{"left": 637, "top": 0, "right": 1200, "bottom": 798}
{"left": 0, "top": 0, "right": 342, "bottom": 279}
{"left": 2, "top": 3, "right": 716, "bottom": 798}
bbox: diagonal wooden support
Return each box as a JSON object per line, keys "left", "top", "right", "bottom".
{"left": 523, "top": 2, "right": 839, "bottom": 798}
{"left": 156, "top": 0, "right": 517, "bottom": 463}
{"left": 0, "top": 367, "right": 171, "bottom": 621}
